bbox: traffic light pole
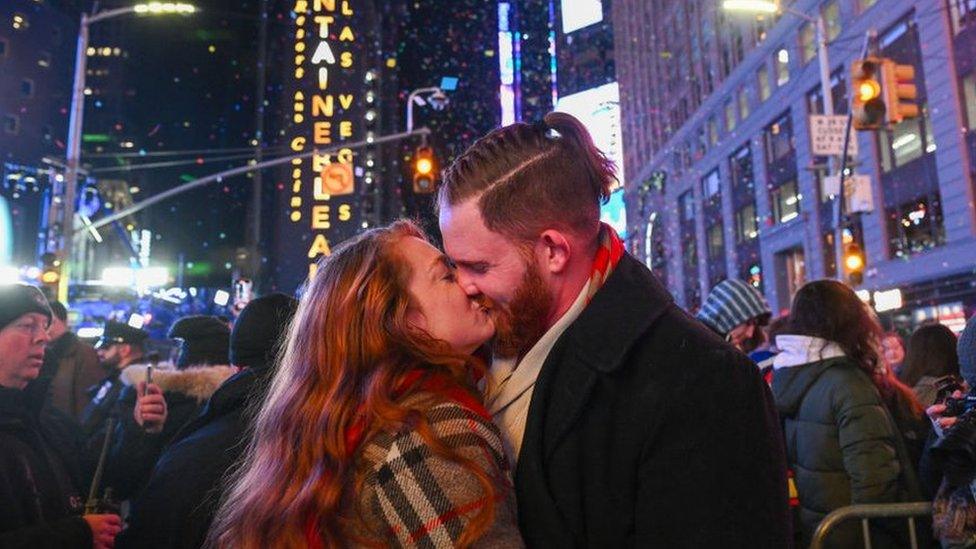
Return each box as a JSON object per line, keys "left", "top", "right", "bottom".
{"left": 79, "top": 128, "right": 431, "bottom": 234}
{"left": 832, "top": 31, "right": 875, "bottom": 282}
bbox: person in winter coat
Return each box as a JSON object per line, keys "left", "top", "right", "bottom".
{"left": 437, "top": 113, "right": 788, "bottom": 547}
{"left": 210, "top": 221, "right": 523, "bottom": 548}
{"left": 105, "top": 315, "right": 236, "bottom": 499}
{"left": 81, "top": 320, "right": 149, "bottom": 438}
{"left": 696, "top": 278, "right": 772, "bottom": 353}
{"left": 921, "top": 314, "right": 976, "bottom": 547}
{"left": 116, "top": 293, "right": 298, "bottom": 549}
{"left": 772, "top": 279, "right": 924, "bottom": 548}
{"left": 900, "top": 323, "right": 961, "bottom": 408}
{"left": 32, "top": 301, "right": 103, "bottom": 423}
{"left": 0, "top": 283, "right": 121, "bottom": 549}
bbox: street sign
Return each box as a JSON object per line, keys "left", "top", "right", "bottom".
{"left": 823, "top": 174, "right": 873, "bottom": 213}
{"left": 809, "top": 115, "right": 859, "bottom": 156}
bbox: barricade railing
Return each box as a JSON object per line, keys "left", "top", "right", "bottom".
{"left": 809, "top": 501, "right": 932, "bottom": 549}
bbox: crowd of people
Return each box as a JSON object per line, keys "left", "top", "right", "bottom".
{"left": 1, "top": 112, "right": 975, "bottom": 548}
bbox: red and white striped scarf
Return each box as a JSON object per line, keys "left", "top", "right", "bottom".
{"left": 585, "top": 222, "right": 626, "bottom": 304}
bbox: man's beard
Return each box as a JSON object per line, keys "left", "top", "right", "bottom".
{"left": 491, "top": 261, "right": 553, "bottom": 360}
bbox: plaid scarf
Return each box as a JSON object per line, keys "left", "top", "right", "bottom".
{"left": 586, "top": 223, "right": 625, "bottom": 303}
{"left": 304, "top": 370, "right": 490, "bottom": 548}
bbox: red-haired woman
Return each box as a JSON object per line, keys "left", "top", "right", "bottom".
{"left": 208, "top": 221, "right": 522, "bottom": 548}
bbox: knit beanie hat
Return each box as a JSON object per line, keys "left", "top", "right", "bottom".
{"left": 230, "top": 293, "right": 298, "bottom": 370}
{"left": 0, "top": 284, "right": 52, "bottom": 332}
{"left": 959, "top": 314, "right": 976, "bottom": 389}
{"left": 168, "top": 315, "right": 230, "bottom": 369}
{"left": 696, "top": 279, "right": 772, "bottom": 337}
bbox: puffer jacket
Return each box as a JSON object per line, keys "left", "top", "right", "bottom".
{"left": 771, "top": 336, "right": 921, "bottom": 548}
{"left": 0, "top": 386, "right": 91, "bottom": 548}
{"left": 102, "top": 363, "right": 237, "bottom": 500}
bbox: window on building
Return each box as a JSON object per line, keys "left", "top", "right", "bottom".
{"left": 963, "top": 73, "right": 976, "bottom": 130}
{"left": 706, "top": 222, "right": 726, "bottom": 287}
{"left": 20, "top": 79, "right": 34, "bottom": 98}
{"left": 799, "top": 23, "right": 816, "bottom": 64}
{"left": 775, "top": 247, "right": 806, "bottom": 309}
{"left": 764, "top": 114, "right": 795, "bottom": 164}
{"left": 37, "top": 51, "right": 51, "bottom": 68}
{"left": 708, "top": 116, "right": 718, "bottom": 145}
{"left": 736, "top": 204, "right": 759, "bottom": 242}
{"left": 681, "top": 189, "right": 696, "bottom": 223}
{"left": 771, "top": 179, "right": 801, "bottom": 224}
{"left": 822, "top": 1, "right": 841, "bottom": 41}
{"left": 758, "top": 65, "right": 771, "bottom": 101}
{"left": 725, "top": 101, "right": 737, "bottom": 132}
{"left": 679, "top": 189, "right": 701, "bottom": 310}
{"left": 806, "top": 74, "right": 848, "bottom": 115}
{"left": 707, "top": 223, "right": 724, "bottom": 262}
{"left": 949, "top": 0, "right": 976, "bottom": 35}
{"left": 3, "top": 115, "right": 20, "bottom": 135}
{"left": 887, "top": 197, "right": 946, "bottom": 258}
{"left": 738, "top": 86, "right": 750, "bottom": 121}
{"left": 702, "top": 169, "right": 721, "bottom": 200}
{"left": 775, "top": 48, "right": 790, "bottom": 86}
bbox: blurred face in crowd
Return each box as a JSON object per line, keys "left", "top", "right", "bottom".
{"left": 98, "top": 342, "right": 140, "bottom": 371}
{"left": 882, "top": 335, "right": 905, "bottom": 366}
{"left": 47, "top": 315, "right": 67, "bottom": 341}
{"left": 728, "top": 320, "right": 759, "bottom": 352}
{"left": 439, "top": 200, "right": 554, "bottom": 359}
{"left": 0, "top": 313, "right": 51, "bottom": 389}
{"left": 400, "top": 236, "right": 495, "bottom": 355}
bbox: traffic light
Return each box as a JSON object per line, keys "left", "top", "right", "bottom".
{"left": 881, "top": 59, "right": 919, "bottom": 124}
{"left": 851, "top": 58, "right": 886, "bottom": 130}
{"left": 844, "top": 242, "right": 865, "bottom": 286}
{"left": 39, "top": 252, "right": 61, "bottom": 299}
{"left": 412, "top": 146, "right": 437, "bottom": 194}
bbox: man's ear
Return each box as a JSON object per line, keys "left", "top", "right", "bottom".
{"left": 537, "top": 230, "right": 572, "bottom": 275}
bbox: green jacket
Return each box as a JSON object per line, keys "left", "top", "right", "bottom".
{"left": 772, "top": 356, "right": 918, "bottom": 547}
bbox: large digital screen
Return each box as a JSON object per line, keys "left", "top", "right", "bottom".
{"left": 561, "top": 0, "right": 603, "bottom": 33}
{"left": 555, "top": 82, "right": 626, "bottom": 237}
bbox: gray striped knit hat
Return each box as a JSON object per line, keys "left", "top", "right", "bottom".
{"left": 696, "top": 279, "right": 772, "bottom": 337}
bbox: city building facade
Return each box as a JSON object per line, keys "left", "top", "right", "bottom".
{"left": 616, "top": 0, "right": 976, "bottom": 331}
{"left": 0, "top": 0, "right": 76, "bottom": 267}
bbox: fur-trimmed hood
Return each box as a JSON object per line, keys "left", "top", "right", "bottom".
{"left": 119, "top": 362, "right": 238, "bottom": 403}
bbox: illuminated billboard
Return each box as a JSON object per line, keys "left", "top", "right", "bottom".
{"left": 561, "top": 0, "right": 603, "bottom": 33}
{"left": 0, "top": 196, "right": 11, "bottom": 264}
{"left": 555, "top": 81, "right": 626, "bottom": 236}
{"left": 273, "top": 0, "right": 368, "bottom": 291}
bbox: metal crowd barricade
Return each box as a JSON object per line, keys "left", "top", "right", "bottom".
{"left": 809, "top": 502, "right": 933, "bottom": 549}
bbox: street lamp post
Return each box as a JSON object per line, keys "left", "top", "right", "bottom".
{"left": 723, "top": 0, "right": 850, "bottom": 281}
{"left": 406, "top": 86, "right": 449, "bottom": 135}
{"left": 57, "top": 2, "right": 196, "bottom": 299}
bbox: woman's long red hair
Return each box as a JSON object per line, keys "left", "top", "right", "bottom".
{"left": 208, "top": 221, "right": 496, "bottom": 548}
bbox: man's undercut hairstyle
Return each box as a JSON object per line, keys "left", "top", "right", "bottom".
{"left": 439, "top": 111, "right": 616, "bottom": 243}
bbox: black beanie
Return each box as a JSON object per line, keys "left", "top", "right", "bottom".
{"left": 168, "top": 315, "right": 231, "bottom": 369}
{"left": 230, "top": 293, "right": 298, "bottom": 370}
{"left": 0, "top": 284, "right": 52, "bottom": 332}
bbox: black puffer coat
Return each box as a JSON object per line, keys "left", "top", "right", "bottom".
{"left": 0, "top": 386, "right": 91, "bottom": 548}
{"left": 104, "top": 363, "right": 237, "bottom": 499}
{"left": 116, "top": 368, "right": 270, "bottom": 549}
{"left": 772, "top": 356, "right": 922, "bottom": 547}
